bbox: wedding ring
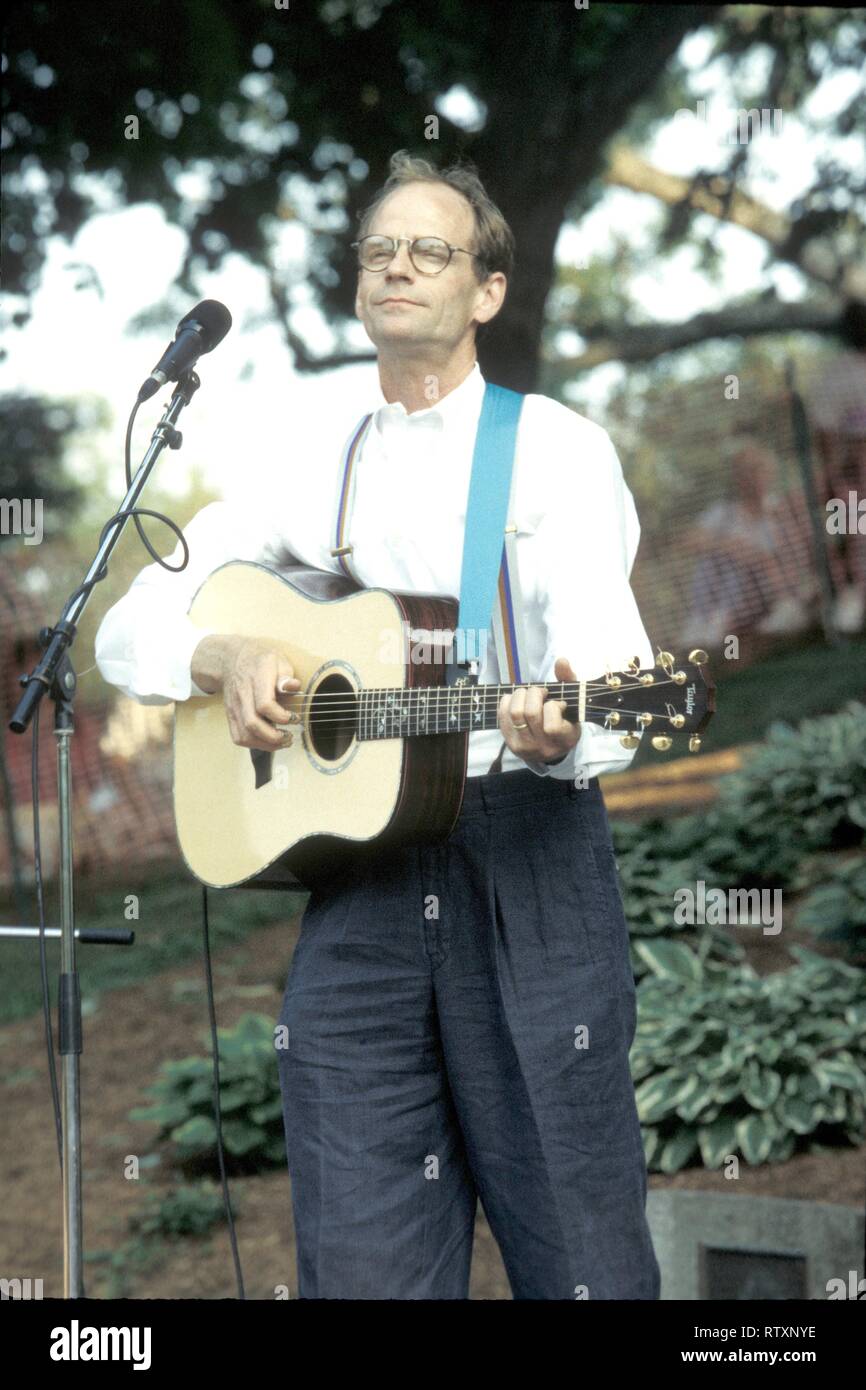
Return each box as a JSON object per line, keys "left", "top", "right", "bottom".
{"left": 512, "top": 721, "right": 528, "bottom": 729}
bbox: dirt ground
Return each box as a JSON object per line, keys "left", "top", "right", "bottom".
{"left": 1, "top": 913, "right": 863, "bottom": 1301}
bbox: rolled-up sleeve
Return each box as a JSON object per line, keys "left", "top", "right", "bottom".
{"left": 522, "top": 421, "right": 654, "bottom": 781}
{"left": 95, "top": 500, "right": 271, "bottom": 704}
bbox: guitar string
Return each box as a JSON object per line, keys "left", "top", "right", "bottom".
{"left": 299, "top": 708, "right": 691, "bottom": 730}
{"left": 297, "top": 713, "right": 691, "bottom": 735}
{"left": 269, "top": 694, "right": 695, "bottom": 727}
{"left": 264, "top": 676, "right": 690, "bottom": 713}
{"left": 282, "top": 683, "right": 696, "bottom": 731}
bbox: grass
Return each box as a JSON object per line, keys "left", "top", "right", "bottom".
{"left": 0, "top": 865, "right": 306, "bottom": 1028}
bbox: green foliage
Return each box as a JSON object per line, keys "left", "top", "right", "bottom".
{"left": 611, "top": 700, "right": 866, "bottom": 978}
{"left": 129, "top": 1182, "right": 228, "bottom": 1239}
{"left": 633, "top": 941, "right": 866, "bottom": 1174}
{"left": 796, "top": 855, "right": 866, "bottom": 961}
{"left": 702, "top": 703, "right": 866, "bottom": 886}
{"left": 613, "top": 705, "right": 866, "bottom": 929}
{"left": 87, "top": 1183, "right": 227, "bottom": 1297}
{"left": 611, "top": 816, "right": 743, "bottom": 979}
{"left": 85, "top": 1236, "right": 167, "bottom": 1301}
{"left": 130, "top": 1014, "right": 285, "bottom": 1174}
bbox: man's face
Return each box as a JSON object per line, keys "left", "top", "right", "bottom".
{"left": 354, "top": 181, "right": 504, "bottom": 355}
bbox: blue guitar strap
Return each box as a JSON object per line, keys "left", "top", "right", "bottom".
{"left": 446, "top": 381, "right": 526, "bottom": 687}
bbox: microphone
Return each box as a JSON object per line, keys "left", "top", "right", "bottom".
{"left": 137, "top": 300, "right": 232, "bottom": 402}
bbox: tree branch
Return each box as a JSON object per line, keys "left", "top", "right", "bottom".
{"left": 604, "top": 146, "right": 866, "bottom": 299}
{"left": 547, "top": 297, "right": 843, "bottom": 376}
{"left": 267, "top": 275, "right": 375, "bottom": 373}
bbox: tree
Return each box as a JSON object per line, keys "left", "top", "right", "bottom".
{"left": 4, "top": 0, "right": 717, "bottom": 390}
{"left": 3, "top": 1, "right": 863, "bottom": 391}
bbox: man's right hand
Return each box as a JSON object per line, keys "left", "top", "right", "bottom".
{"left": 191, "top": 634, "right": 301, "bottom": 751}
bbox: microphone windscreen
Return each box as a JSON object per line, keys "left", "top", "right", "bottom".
{"left": 179, "top": 300, "right": 233, "bottom": 352}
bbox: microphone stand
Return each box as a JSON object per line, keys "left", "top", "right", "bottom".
{"left": 7, "top": 369, "right": 200, "bottom": 1298}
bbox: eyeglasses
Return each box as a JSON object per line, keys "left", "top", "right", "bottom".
{"left": 351, "top": 234, "right": 484, "bottom": 276}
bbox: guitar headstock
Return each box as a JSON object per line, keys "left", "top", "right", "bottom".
{"left": 586, "top": 649, "right": 715, "bottom": 752}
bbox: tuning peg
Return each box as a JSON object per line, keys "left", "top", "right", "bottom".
{"left": 669, "top": 714, "right": 685, "bottom": 729}
{"left": 688, "top": 649, "right": 709, "bottom": 665}
{"left": 619, "top": 734, "right": 640, "bottom": 749}
{"left": 625, "top": 655, "right": 641, "bottom": 674}
{"left": 651, "top": 735, "right": 673, "bottom": 752}
{"left": 657, "top": 650, "right": 675, "bottom": 674}
{"left": 672, "top": 670, "right": 687, "bottom": 684}
{"left": 605, "top": 711, "right": 621, "bottom": 727}
{"left": 688, "top": 735, "right": 702, "bottom": 753}
{"left": 639, "top": 672, "right": 655, "bottom": 685}
{"left": 637, "top": 712, "right": 653, "bottom": 727}
{"left": 605, "top": 672, "right": 622, "bottom": 688}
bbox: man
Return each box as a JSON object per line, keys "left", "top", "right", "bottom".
{"left": 96, "top": 150, "right": 661, "bottom": 1300}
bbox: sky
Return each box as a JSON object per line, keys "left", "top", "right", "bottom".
{"left": 1, "top": 25, "right": 862, "bottom": 505}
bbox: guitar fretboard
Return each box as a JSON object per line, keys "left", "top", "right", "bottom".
{"left": 357, "top": 682, "right": 581, "bottom": 740}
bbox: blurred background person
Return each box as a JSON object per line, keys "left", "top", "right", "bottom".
{"left": 682, "top": 438, "right": 815, "bottom": 647}
{"left": 810, "top": 300, "right": 866, "bottom": 634}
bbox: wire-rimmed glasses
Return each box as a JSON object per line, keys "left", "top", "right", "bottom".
{"left": 351, "top": 234, "right": 484, "bottom": 275}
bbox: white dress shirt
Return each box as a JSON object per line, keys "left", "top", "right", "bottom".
{"left": 95, "top": 361, "right": 654, "bottom": 780}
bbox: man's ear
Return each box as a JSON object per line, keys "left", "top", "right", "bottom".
{"left": 474, "top": 272, "right": 507, "bottom": 328}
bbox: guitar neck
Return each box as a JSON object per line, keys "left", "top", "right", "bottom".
{"left": 354, "top": 666, "right": 708, "bottom": 741}
{"left": 358, "top": 681, "right": 579, "bottom": 741}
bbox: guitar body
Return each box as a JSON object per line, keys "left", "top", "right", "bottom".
{"left": 173, "top": 561, "right": 468, "bottom": 890}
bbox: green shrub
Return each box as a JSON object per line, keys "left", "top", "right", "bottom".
{"left": 129, "top": 1183, "right": 228, "bottom": 1239}
{"left": 611, "top": 818, "right": 744, "bottom": 978}
{"left": 130, "top": 1014, "right": 284, "bottom": 1174}
{"left": 796, "top": 855, "right": 866, "bottom": 961}
{"left": 700, "top": 703, "right": 866, "bottom": 887}
{"left": 610, "top": 705, "right": 866, "bottom": 968}
{"left": 632, "top": 939, "right": 866, "bottom": 1174}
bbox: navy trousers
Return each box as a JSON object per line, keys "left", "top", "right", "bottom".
{"left": 276, "top": 768, "right": 661, "bottom": 1300}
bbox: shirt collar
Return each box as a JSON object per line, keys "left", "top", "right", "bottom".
{"left": 371, "top": 361, "right": 485, "bottom": 435}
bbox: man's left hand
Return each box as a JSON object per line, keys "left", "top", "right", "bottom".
{"left": 498, "top": 656, "right": 582, "bottom": 766}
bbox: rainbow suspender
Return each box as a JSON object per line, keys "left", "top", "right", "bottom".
{"left": 330, "top": 383, "right": 528, "bottom": 685}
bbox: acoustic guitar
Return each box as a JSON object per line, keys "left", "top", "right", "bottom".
{"left": 173, "top": 560, "right": 714, "bottom": 889}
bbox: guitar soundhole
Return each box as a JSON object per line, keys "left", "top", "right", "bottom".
{"left": 308, "top": 673, "right": 357, "bottom": 761}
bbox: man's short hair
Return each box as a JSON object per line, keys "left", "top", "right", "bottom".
{"left": 356, "top": 149, "right": 515, "bottom": 283}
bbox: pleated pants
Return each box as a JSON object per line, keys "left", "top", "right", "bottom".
{"left": 276, "top": 768, "right": 660, "bottom": 1300}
